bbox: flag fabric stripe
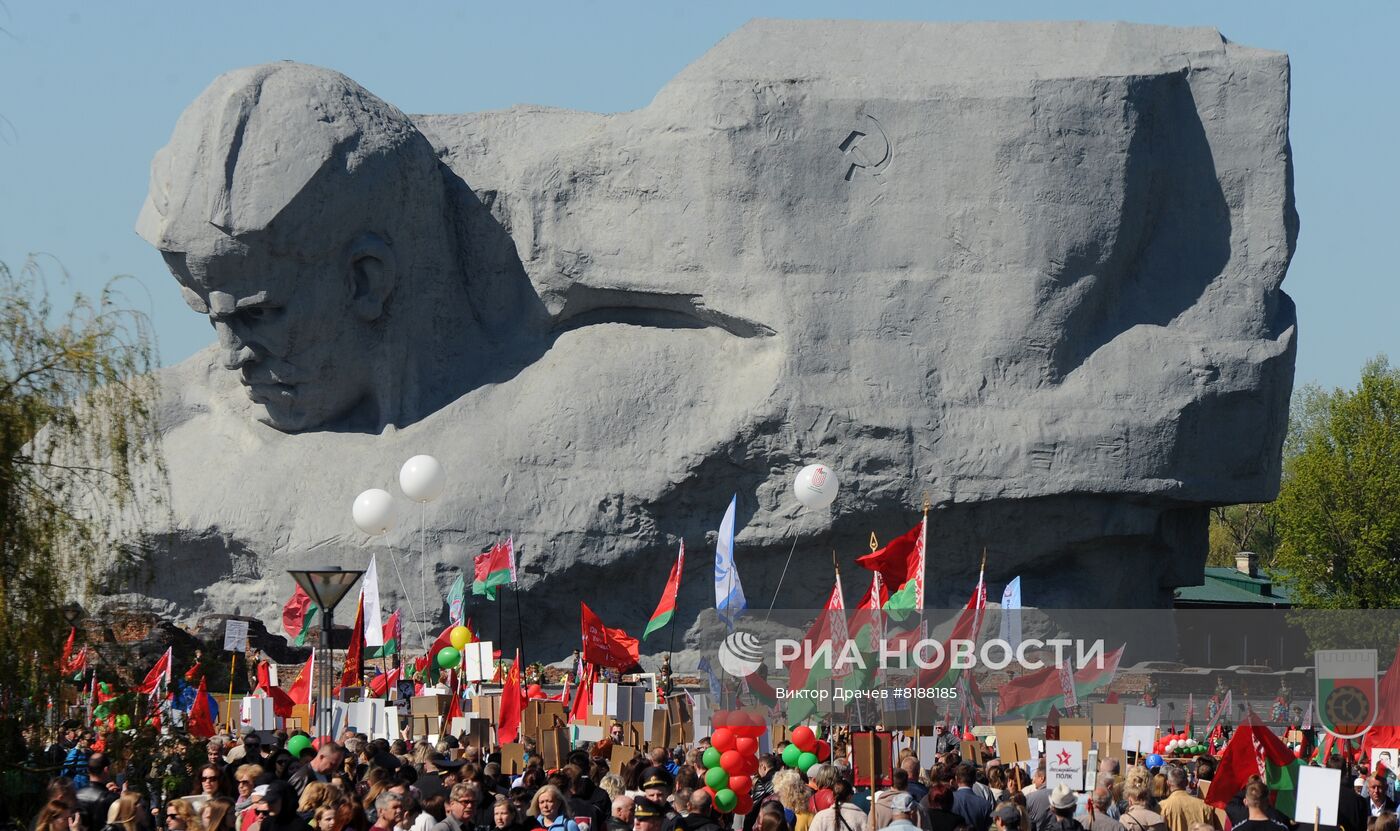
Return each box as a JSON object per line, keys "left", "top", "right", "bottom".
{"left": 714, "top": 495, "right": 746, "bottom": 629}
{"left": 473, "top": 541, "right": 513, "bottom": 600}
{"left": 644, "top": 542, "right": 684, "bottom": 640}
{"left": 581, "top": 602, "right": 640, "bottom": 670}
{"left": 362, "top": 554, "right": 383, "bottom": 648}
{"left": 997, "top": 646, "right": 1125, "bottom": 720}
{"left": 369, "top": 610, "right": 402, "bottom": 659}
{"left": 338, "top": 595, "right": 365, "bottom": 691}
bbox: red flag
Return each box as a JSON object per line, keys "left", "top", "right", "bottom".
{"left": 497, "top": 650, "right": 525, "bottom": 743}
{"left": 643, "top": 542, "right": 684, "bottom": 641}
{"left": 187, "top": 677, "right": 215, "bottom": 738}
{"left": 444, "top": 677, "right": 464, "bottom": 728}
{"left": 60, "top": 627, "right": 77, "bottom": 669}
{"left": 288, "top": 653, "right": 315, "bottom": 709}
{"left": 184, "top": 662, "right": 203, "bottom": 683}
{"left": 369, "top": 666, "right": 401, "bottom": 698}
{"left": 856, "top": 522, "right": 923, "bottom": 605}
{"left": 580, "top": 602, "right": 640, "bottom": 670}
{"left": 264, "top": 686, "right": 296, "bottom": 718}
{"left": 1205, "top": 712, "right": 1297, "bottom": 810}
{"left": 1363, "top": 641, "right": 1400, "bottom": 759}
{"left": 137, "top": 647, "right": 173, "bottom": 695}
{"left": 255, "top": 660, "right": 271, "bottom": 693}
{"left": 569, "top": 662, "right": 595, "bottom": 723}
{"left": 282, "top": 585, "right": 314, "bottom": 639}
{"left": 339, "top": 595, "right": 364, "bottom": 691}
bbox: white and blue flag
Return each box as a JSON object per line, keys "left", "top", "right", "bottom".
{"left": 998, "top": 576, "right": 1022, "bottom": 649}
{"left": 714, "top": 494, "right": 746, "bottom": 630}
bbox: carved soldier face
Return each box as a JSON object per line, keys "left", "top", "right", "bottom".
{"left": 163, "top": 232, "right": 395, "bottom": 432}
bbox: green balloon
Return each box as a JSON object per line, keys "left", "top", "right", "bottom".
{"left": 782, "top": 743, "right": 803, "bottom": 768}
{"left": 703, "top": 746, "right": 723, "bottom": 769}
{"left": 436, "top": 646, "right": 461, "bottom": 668}
{"left": 286, "top": 735, "right": 311, "bottom": 757}
{"left": 705, "top": 767, "right": 729, "bottom": 790}
{"left": 715, "top": 788, "right": 738, "bottom": 813}
{"left": 798, "top": 751, "right": 819, "bottom": 772}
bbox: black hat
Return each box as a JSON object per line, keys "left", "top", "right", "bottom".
{"left": 641, "top": 767, "right": 673, "bottom": 791}
{"left": 993, "top": 804, "right": 1022, "bottom": 826}
{"left": 431, "top": 754, "right": 467, "bottom": 769}
{"left": 634, "top": 798, "right": 666, "bottom": 820}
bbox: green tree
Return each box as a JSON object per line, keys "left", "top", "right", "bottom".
{"left": 0, "top": 258, "right": 165, "bottom": 752}
{"left": 1272, "top": 356, "right": 1400, "bottom": 609}
{"left": 1207, "top": 503, "right": 1279, "bottom": 567}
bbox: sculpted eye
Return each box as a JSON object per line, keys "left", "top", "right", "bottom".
{"left": 241, "top": 306, "right": 278, "bottom": 321}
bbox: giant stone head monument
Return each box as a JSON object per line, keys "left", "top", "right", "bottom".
{"left": 127, "top": 20, "right": 1296, "bottom": 656}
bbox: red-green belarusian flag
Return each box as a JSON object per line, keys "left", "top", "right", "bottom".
{"left": 856, "top": 519, "right": 926, "bottom": 611}
{"left": 1207, "top": 712, "right": 1300, "bottom": 819}
{"left": 997, "top": 644, "right": 1124, "bottom": 720}
{"left": 473, "top": 538, "right": 513, "bottom": 600}
{"left": 643, "top": 542, "right": 684, "bottom": 640}
{"left": 369, "top": 609, "right": 401, "bottom": 659}
{"left": 282, "top": 585, "right": 317, "bottom": 646}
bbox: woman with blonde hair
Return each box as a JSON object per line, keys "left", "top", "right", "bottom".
{"left": 773, "top": 769, "right": 814, "bottom": 831}
{"left": 528, "top": 785, "right": 579, "bottom": 831}
{"left": 298, "top": 783, "right": 341, "bottom": 817}
{"left": 164, "top": 798, "right": 203, "bottom": 831}
{"left": 234, "top": 765, "right": 266, "bottom": 815}
{"left": 104, "top": 793, "right": 144, "bottom": 831}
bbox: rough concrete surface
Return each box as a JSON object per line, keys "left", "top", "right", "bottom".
{"left": 119, "top": 20, "right": 1297, "bottom": 660}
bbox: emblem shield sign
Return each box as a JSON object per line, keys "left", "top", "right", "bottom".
{"left": 1315, "top": 649, "right": 1378, "bottom": 739}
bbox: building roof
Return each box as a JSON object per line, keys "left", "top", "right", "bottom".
{"left": 1174, "top": 566, "right": 1293, "bottom": 607}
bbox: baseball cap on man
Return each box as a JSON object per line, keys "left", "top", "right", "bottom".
{"left": 890, "top": 793, "right": 917, "bottom": 814}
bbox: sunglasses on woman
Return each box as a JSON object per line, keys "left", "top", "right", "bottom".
{"left": 202, "top": 775, "right": 220, "bottom": 782}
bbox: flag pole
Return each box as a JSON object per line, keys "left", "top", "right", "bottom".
{"left": 226, "top": 651, "right": 237, "bottom": 733}
{"left": 668, "top": 540, "right": 685, "bottom": 658}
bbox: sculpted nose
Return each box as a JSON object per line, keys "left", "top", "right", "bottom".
{"left": 213, "top": 320, "right": 255, "bottom": 370}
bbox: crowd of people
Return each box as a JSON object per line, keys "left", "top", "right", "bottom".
{"left": 17, "top": 720, "right": 1400, "bottom": 831}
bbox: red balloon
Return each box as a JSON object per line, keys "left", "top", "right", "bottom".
{"left": 791, "top": 726, "right": 817, "bottom": 752}
{"left": 712, "top": 727, "right": 736, "bottom": 753}
{"left": 735, "top": 794, "right": 754, "bottom": 816}
{"left": 313, "top": 735, "right": 333, "bottom": 750}
{"left": 736, "top": 736, "right": 758, "bottom": 757}
{"left": 721, "top": 750, "right": 745, "bottom": 774}
{"left": 703, "top": 786, "right": 717, "bottom": 801}
{"left": 816, "top": 739, "right": 831, "bottom": 762}
{"left": 962, "top": 731, "right": 974, "bottom": 741}
{"left": 728, "top": 774, "right": 752, "bottom": 795}
{"left": 813, "top": 789, "right": 835, "bottom": 811}
{"left": 527, "top": 684, "right": 544, "bottom": 699}
{"left": 742, "top": 753, "right": 760, "bottom": 774}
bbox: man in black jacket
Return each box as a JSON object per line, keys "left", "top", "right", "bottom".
{"left": 76, "top": 752, "right": 118, "bottom": 831}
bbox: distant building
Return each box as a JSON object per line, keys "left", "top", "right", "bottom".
{"left": 1174, "top": 552, "right": 1293, "bottom": 609}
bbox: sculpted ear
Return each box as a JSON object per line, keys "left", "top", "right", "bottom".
{"left": 348, "top": 233, "right": 397, "bottom": 321}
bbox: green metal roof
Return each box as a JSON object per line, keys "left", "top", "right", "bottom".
{"left": 1174, "top": 567, "right": 1293, "bottom": 607}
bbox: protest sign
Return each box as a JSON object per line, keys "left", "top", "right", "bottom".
{"left": 223, "top": 619, "right": 249, "bottom": 652}
{"left": 1046, "top": 740, "right": 1085, "bottom": 790}
{"left": 1122, "top": 705, "right": 1159, "bottom": 757}
{"left": 1295, "top": 765, "right": 1342, "bottom": 827}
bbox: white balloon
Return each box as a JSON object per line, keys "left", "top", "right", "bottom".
{"left": 399, "top": 454, "right": 446, "bottom": 503}
{"left": 352, "top": 488, "right": 398, "bottom": 536}
{"left": 793, "top": 463, "right": 839, "bottom": 510}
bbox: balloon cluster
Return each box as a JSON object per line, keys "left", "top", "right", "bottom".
{"left": 1154, "top": 733, "right": 1207, "bottom": 757}
{"left": 436, "top": 625, "right": 474, "bottom": 669}
{"left": 700, "top": 724, "right": 767, "bottom": 815}
{"left": 780, "top": 725, "right": 831, "bottom": 774}
{"left": 352, "top": 455, "right": 447, "bottom": 536}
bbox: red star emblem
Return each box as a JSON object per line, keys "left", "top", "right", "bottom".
{"left": 1056, "top": 748, "right": 1073, "bottom": 766}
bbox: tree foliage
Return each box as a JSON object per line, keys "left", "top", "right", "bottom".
{"left": 1272, "top": 356, "right": 1400, "bottom": 609}
{"left": 0, "top": 258, "right": 165, "bottom": 750}
{"left": 1207, "top": 503, "right": 1278, "bottom": 567}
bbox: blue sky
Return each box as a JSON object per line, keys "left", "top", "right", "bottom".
{"left": 1, "top": 1, "right": 1395, "bottom": 391}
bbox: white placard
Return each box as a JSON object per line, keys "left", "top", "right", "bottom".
{"left": 462, "top": 641, "right": 495, "bottom": 683}
{"left": 1296, "top": 765, "right": 1342, "bottom": 826}
{"left": 1372, "top": 749, "right": 1398, "bottom": 774}
{"left": 1121, "top": 705, "right": 1159, "bottom": 756}
{"left": 267, "top": 665, "right": 279, "bottom": 688}
{"left": 345, "top": 699, "right": 384, "bottom": 736}
{"left": 575, "top": 724, "right": 605, "bottom": 742}
{"left": 240, "top": 696, "right": 275, "bottom": 730}
{"left": 917, "top": 737, "right": 940, "bottom": 763}
{"left": 381, "top": 706, "right": 400, "bottom": 741}
{"left": 1046, "top": 740, "right": 1085, "bottom": 791}
{"left": 592, "top": 682, "right": 619, "bottom": 717}
{"left": 223, "top": 619, "right": 249, "bottom": 652}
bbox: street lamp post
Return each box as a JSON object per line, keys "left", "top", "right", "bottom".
{"left": 286, "top": 567, "right": 363, "bottom": 739}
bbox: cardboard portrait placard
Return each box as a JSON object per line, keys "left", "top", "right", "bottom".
{"left": 994, "top": 721, "right": 1032, "bottom": 767}
{"left": 852, "top": 731, "right": 894, "bottom": 788}
{"left": 499, "top": 743, "right": 526, "bottom": 774}
{"left": 1058, "top": 718, "right": 1093, "bottom": 758}
{"left": 960, "top": 739, "right": 983, "bottom": 764}
{"left": 540, "top": 727, "right": 570, "bottom": 769}
{"left": 1092, "top": 703, "right": 1125, "bottom": 746}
